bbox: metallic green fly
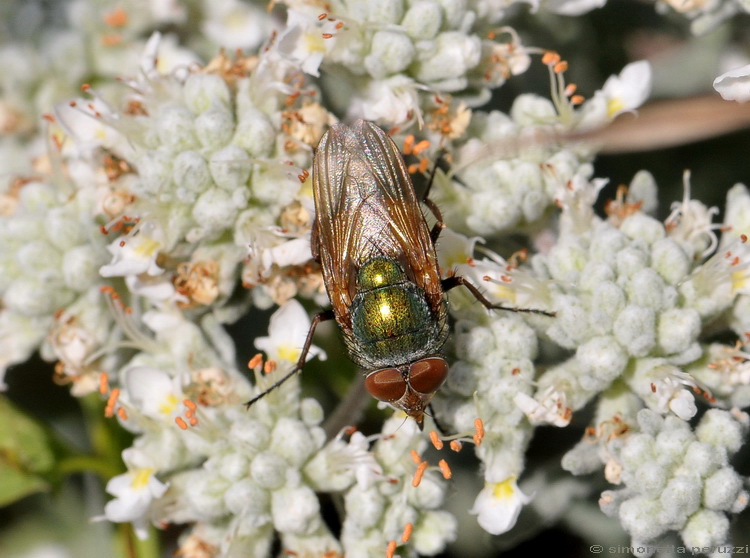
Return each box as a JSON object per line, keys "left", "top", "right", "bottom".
{"left": 247, "top": 120, "right": 554, "bottom": 428}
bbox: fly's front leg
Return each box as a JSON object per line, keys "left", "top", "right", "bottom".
{"left": 441, "top": 275, "right": 556, "bottom": 317}
{"left": 422, "top": 150, "right": 448, "bottom": 244}
{"left": 245, "top": 309, "right": 335, "bottom": 408}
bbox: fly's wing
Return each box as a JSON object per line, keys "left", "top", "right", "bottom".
{"left": 312, "top": 120, "right": 443, "bottom": 329}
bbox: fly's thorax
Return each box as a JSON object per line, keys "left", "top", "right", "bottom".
{"left": 347, "top": 257, "right": 448, "bottom": 370}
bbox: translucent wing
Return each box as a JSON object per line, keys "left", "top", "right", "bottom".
{"left": 312, "top": 120, "right": 443, "bottom": 329}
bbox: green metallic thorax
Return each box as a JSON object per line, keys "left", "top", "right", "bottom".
{"left": 348, "top": 257, "right": 447, "bottom": 370}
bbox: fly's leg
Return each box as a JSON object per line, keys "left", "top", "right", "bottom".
{"left": 245, "top": 309, "right": 335, "bottom": 408}
{"left": 421, "top": 150, "right": 447, "bottom": 244}
{"left": 441, "top": 275, "right": 556, "bottom": 317}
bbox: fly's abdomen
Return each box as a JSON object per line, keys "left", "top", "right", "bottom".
{"left": 349, "top": 257, "right": 445, "bottom": 369}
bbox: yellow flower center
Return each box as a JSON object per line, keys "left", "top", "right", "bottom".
{"left": 159, "top": 393, "right": 179, "bottom": 416}
{"left": 131, "top": 468, "right": 154, "bottom": 490}
{"left": 491, "top": 476, "right": 518, "bottom": 500}
{"left": 278, "top": 344, "right": 301, "bottom": 363}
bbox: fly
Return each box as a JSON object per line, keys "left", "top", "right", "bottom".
{"left": 246, "top": 120, "right": 554, "bottom": 428}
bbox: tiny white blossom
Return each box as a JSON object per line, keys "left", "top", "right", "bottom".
{"left": 99, "top": 221, "right": 165, "bottom": 278}
{"left": 277, "top": 9, "right": 337, "bottom": 77}
{"left": 123, "top": 366, "right": 185, "bottom": 424}
{"left": 514, "top": 386, "right": 572, "bottom": 427}
{"left": 201, "top": 0, "right": 270, "bottom": 51}
{"left": 103, "top": 449, "right": 169, "bottom": 539}
{"left": 254, "top": 299, "right": 326, "bottom": 365}
{"left": 713, "top": 63, "right": 750, "bottom": 102}
{"left": 470, "top": 477, "right": 532, "bottom": 535}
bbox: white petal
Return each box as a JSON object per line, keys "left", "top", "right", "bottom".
{"left": 714, "top": 64, "right": 750, "bottom": 102}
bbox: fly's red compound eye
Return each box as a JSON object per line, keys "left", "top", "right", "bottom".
{"left": 365, "top": 368, "right": 407, "bottom": 402}
{"left": 408, "top": 357, "right": 449, "bottom": 395}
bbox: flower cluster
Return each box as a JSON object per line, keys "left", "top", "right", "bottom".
{"left": 3, "top": 1, "right": 750, "bottom": 557}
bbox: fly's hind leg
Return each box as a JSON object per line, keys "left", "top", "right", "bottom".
{"left": 441, "top": 275, "right": 556, "bottom": 317}
{"left": 245, "top": 309, "right": 335, "bottom": 408}
{"left": 421, "top": 149, "right": 448, "bottom": 244}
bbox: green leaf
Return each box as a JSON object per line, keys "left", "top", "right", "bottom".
{"left": 0, "top": 394, "right": 55, "bottom": 505}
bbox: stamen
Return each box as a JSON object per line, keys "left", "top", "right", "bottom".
{"left": 403, "top": 135, "right": 415, "bottom": 155}
{"left": 450, "top": 440, "right": 463, "bottom": 452}
{"left": 412, "top": 461, "right": 428, "bottom": 487}
{"left": 385, "top": 540, "right": 397, "bottom": 558}
{"left": 103, "top": 7, "right": 128, "bottom": 28}
{"left": 409, "top": 449, "right": 421, "bottom": 465}
{"left": 429, "top": 430, "right": 444, "bottom": 450}
{"left": 438, "top": 459, "right": 452, "bottom": 479}
{"left": 117, "top": 407, "right": 128, "bottom": 420}
{"left": 264, "top": 360, "right": 277, "bottom": 374}
{"left": 248, "top": 353, "right": 264, "bottom": 369}
{"left": 400, "top": 523, "right": 414, "bottom": 543}
{"left": 473, "top": 418, "right": 485, "bottom": 446}
{"left": 412, "top": 140, "right": 430, "bottom": 156}
{"left": 99, "top": 372, "right": 109, "bottom": 395}
{"left": 541, "top": 51, "right": 560, "bottom": 65}
{"left": 175, "top": 417, "right": 188, "bottom": 430}
{"left": 104, "top": 388, "right": 120, "bottom": 418}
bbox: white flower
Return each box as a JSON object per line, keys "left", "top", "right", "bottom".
{"left": 277, "top": 10, "right": 336, "bottom": 77}
{"left": 600, "top": 60, "right": 652, "bottom": 118}
{"left": 651, "top": 370, "right": 699, "bottom": 420}
{"left": 514, "top": 386, "right": 572, "bottom": 427}
{"left": 349, "top": 75, "right": 423, "bottom": 127}
{"left": 713, "top": 63, "right": 750, "bottom": 102}
{"left": 123, "top": 366, "right": 185, "bottom": 424}
{"left": 260, "top": 236, "right": 313, "bottom": 270}
{"left": 201, "top": 0, "right": 271, "bottom": 51}
{"left": 578, "top": 60, "right": 652, "bottom": 127}
{"left": 305, "top": 431, "right": 383, "bottom": 491}
{"left": 254, "top": 299, "right": 326, "bottom": 365}
{"left": 99, "top": 221, "right": 165, "bottom": 278}
{"left": 470, "top": 476, "right": 532, "bottom": 535}
{"left": 103, "top": 449, "right": 169, "bottom": 539}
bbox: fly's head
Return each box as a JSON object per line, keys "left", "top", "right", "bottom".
{"left": 364, "top": 356, "right": 449, "bottom": 428}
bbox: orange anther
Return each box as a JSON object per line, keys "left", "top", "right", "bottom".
{"left": 117, "top": 407, "right": 128, "bottom": 420}
{"left": 412, "top": 461, "right": 428, "bottom": 487}
{"left": 410, "top": 449, "right": 421, "bottom": 465}
{"left": 541, "top": 51, "right": 560, "bottom": 65}
{"left": 103, "top": 7, "right": 128, "bottom": 28}
{"left": 412, "top": 140, "right": 430, "bottom": 156}
{"left": 438, "top": 459, "right": 452, "bottom": 479}
{"left": 386, "top": 540, "right": 397, "bottom": 558}
{"left": 449, "top": 440, "right": 463, "bottom": 452}
{"left": 401, "top": 522, "right": 414, "bottom": 543}
{"left": 403, "top": 135, "right": 415, "bottom": 155}
{"left": 248, "top": 353, "right": 263, "bottom": 369}
{"left": 318, "top": 13, "right": 328, "bottom": 20}
{"left": 429, "top": 430, "right": 443, "bottom": 450}
{"left": 99, "top": 373, "right": 109, "bottom": 395}
{"left": 473, "top": 418, "right": 485, "bottom": 446}
{"left": 175, "top": 417, "right": 188, "bottom": 430}
{"left": 322, "top": 33, "right": 333, "bottom": 39}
